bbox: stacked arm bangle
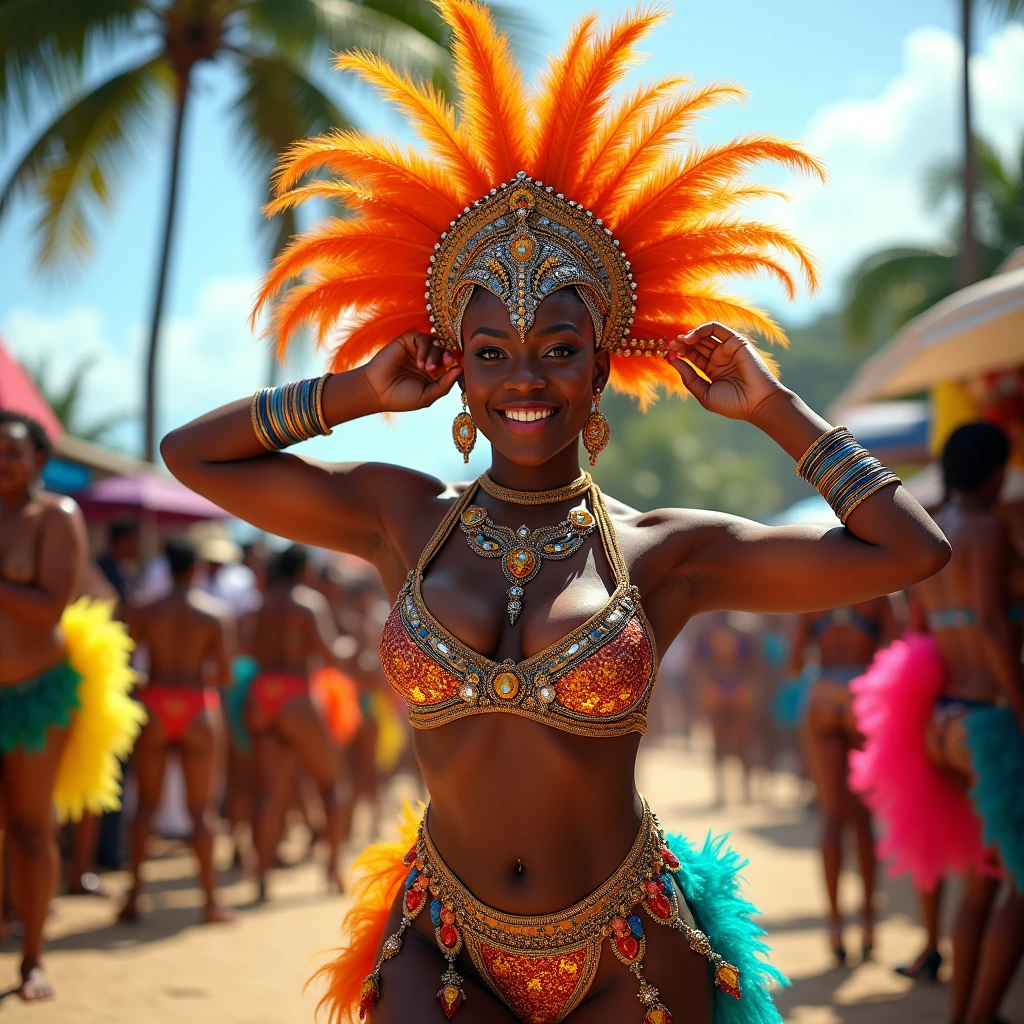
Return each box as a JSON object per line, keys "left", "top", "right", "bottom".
{"left": 796, "top": 426, "right": 901, "bottom": 524}
{"left": 250, "top": 374, "right": 334, "bottom": 451}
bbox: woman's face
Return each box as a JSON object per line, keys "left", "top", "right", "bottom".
{"left": 460, "top": 287, "right": 610, "bottom": 466}
{"left": 0, "top": 423, "right": 41, "bottom": 496}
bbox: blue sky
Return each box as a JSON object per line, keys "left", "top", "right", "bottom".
{"left": 1, "top": 1, "right": 1023, "bottom": 476}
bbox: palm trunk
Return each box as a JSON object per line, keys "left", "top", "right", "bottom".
{"left": 959, "top": 0, "right": 981, "bottom": 287}
{"left": 143, "top": 74, "right": 192, "bottom": 462}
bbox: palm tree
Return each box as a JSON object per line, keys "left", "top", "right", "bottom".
{"left": 0, "top": 1, "right": 461, "bottom": 461}
{"left": 27, "top": 352, "right": 132, "bottom": 444}
{"left": 842, "top": 136, "right": 1024, "bottom": 347}
{"left": 959, "top": 0, "right": 1023, "bottom": 286}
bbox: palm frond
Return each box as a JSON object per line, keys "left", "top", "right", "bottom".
{"left": 841, "top": 245, "right": 956, "bottom": 348}
{"left": 0, "top": 0, "right": 142, "bottom": 141}
{"left": 0, "top": 55, "right": 172, "bottom": 272}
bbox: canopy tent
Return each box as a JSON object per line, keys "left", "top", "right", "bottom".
{"left": 76, "top": 473, "right": 230, "bottom": 525}
{"left": 843, "top": 400, "right": 930, "bottom": 464}
{"left": 829, "top": 256, "right": 1024, "bottom": 418}
{"left": 0, "top": 337, "right": 63, "bottom": 442}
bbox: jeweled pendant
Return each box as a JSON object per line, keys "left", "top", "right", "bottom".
{"left": 506, "top": 547, "right": 536, "bottom": 579}
{"left": 715, "top": 961, "right": 741, "bottom": 999}
{"left": 358, "top": 975, "right": 379, "bottom": 1020}
{"left": 644, "top": 1004, "right": 672, "bottom": 1024}
{"left": 437, "top": 967, "right": 465, "bottom": 1019}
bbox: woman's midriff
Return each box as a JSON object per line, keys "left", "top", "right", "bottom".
{"left": 0, "top": 618, "right": 66, "bottom": 686}
{"left": 932, "top": 635, "right": 1001, "bottom": 704}
{"left": 412, "top": 714, "right": 643, "bottom": 913}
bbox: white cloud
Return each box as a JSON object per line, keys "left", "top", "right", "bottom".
{"left": 755, "top": 24, "right": 1024, "bottom": 319}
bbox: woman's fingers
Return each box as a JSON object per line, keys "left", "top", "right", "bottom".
{"left": 424, "top": 365, "right": 463, "bottom": 402}
{"left": 668, "top": 355, "right": 710, "bottom": 404}
{"left": 414, "top": 332, "right": 434, "bottom": 369}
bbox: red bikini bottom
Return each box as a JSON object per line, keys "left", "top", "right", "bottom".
{"left": 250, "top": 673, "right": 309, "bottom": 722}
{"left": 137, "top": 686, "right": 220, "bottom": 741}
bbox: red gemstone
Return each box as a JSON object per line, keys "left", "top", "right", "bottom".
{"left": 440, "top": 907, "right": 456, "bottom": 926}
{"left": 646, "top": 880, "right": 660, "bottom": 894}
{"left": 647, "top": 893, "right": 672, "bottom": 919}
{"left": 403, "top": 845, "right": 418, "bottom": 866}
{"left": 661, "top": 847, "right": 680, "bottom": 870}
{"left": 644, "top": 1006, "right": 673, "bottom": 1024}
{"left": 405, "top": 888, "right": 424, "bottom": 913}
{"left": 440, "top": 923, "right": 458, "bottom": 948}
{"left": 436, "top": 983, "right": 464, "bottom": 1019}
{"left": 615, "top": 934, "right": 640, "bottom": 960}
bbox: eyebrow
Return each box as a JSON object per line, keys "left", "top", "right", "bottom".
{"left": 469, "top": 325, "right": 511, "bottom": 340}
{"left": 537, "top": 322, "right": 584, "bottom": 338}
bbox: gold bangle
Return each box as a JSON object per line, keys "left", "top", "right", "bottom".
{"left": 795, "top": 425, "right": 848, "bottom": 479}
{"left": 314, "top": 373, "right": 334, "bottom": 436}
{"left": 251, "top": 390, "right": 278, "bottom": 451}
{"left": 837, "top": 473, "right": 901, "bottom": 524}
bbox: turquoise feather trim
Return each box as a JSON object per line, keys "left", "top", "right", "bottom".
{"left": 666, "top": 831, "right": 787, "bottom": 1024}
{"left": 965, "top": 705, "right": 1024, "bottom": 890}
{"left": 0, "top": 661, "right": 81, "bottom": 754}
{"left": 225, "top": 656, "right": 260, "bottom": 755}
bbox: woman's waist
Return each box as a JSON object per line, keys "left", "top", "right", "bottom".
{"left": 422, "top": 786, "right": 646, "bottom": 915}
{"left": 0, "top": 640, "right": 68, "bottom": 688}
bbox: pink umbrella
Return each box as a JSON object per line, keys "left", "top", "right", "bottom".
{"left": 76, "top": 473, "right": 230, "bottom": 525}
{"left": 0, "top": 338, "right": 64, "bottom": 442}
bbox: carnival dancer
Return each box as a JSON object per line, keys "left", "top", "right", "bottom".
{"left": 789, "top": 599, "right": 894, "bottom": 965}
{"left": 119, "top": 538, "right": 236, "bottom": 924}
{"left": 851, "top": 422, "right": 1024, "bottom": 1023}
{"left": 246, "top": 544, "right": 353, "bottom": 900}
{"left": 691, "top": 613, "right": 762, "bottom": 806}
{"left": 160, "top": 5, "right": 949, "bottom": 1021}
{"left": 0, "top": 411, "right": 143, "bottom": 1001}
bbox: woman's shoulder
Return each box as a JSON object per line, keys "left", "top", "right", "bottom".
{"left": 35, "top": 489, "right": 84, "bottom": 525}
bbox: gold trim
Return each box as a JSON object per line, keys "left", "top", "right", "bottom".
{"left": 478, "top": 470, "right": 593, "bottom": 505}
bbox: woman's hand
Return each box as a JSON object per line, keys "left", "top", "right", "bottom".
{"left": 667, "top": 322, "right": 786, "bottom": 422}
{"left": 359, "top": 331, "right": 463, "bottom": 413}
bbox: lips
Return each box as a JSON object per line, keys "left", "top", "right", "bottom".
{"left": 496, "top": 405, "right": 558, "bottom": 433}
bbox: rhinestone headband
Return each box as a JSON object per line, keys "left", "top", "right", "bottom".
{"left": 427, "top": 170, "right": 643, "bottom": 352}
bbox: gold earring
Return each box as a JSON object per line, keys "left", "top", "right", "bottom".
{"left": 582, "top": 391, "right": 610, "bottom": 466}
{"left": 452, "top": 391, "right": 477, "bottom": 463}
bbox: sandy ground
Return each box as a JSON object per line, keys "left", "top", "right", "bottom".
{"left": 1, "top": 735, "right": 1021, "bottom": 1023}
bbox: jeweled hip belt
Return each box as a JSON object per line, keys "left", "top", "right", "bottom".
{"left": 359, "top": 798, "right": 740, "bottom": 1023}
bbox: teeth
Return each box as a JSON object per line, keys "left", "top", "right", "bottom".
{"left": 504, "top": 409, "right": 553, "bottom": 422}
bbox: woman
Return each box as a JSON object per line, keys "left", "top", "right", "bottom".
{"left": 789, "top": 598, "right": 894, "bottom": 964}
{"left": 160, "top": 6, "right": 948, "bottom": 1021}
{"left": 854, "top": 423, "right": 1024, "bottom": 1024}
{"left": 0, "top": 411, "right": 142, "bottom": 1001}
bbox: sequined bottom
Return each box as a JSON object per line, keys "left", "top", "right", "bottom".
{"left": 359, "top": 798, "right": 741, "bottom": 1022}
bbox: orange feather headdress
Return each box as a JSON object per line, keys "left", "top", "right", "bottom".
{"left": 254, "top": 0, "right": 825, "bottom": 410}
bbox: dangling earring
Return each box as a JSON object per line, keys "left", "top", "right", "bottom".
{"left": 582, "top": 390, "right": 610, "bottom": 466}
{"left": 452, "top": 391, "right": 477, "bottom": 463}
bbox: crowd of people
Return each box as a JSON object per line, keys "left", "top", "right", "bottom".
{"left": 0, "top": 408, "right": 416, "bottom": 1001}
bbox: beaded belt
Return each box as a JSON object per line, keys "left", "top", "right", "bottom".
{"left": 359, "top": 799, "right": 740, "bottom": 1023}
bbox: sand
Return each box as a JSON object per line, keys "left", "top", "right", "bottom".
{"left": 1, "top": 736, "right": 1021, "bottom": 1022}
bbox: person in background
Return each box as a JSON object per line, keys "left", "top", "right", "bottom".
{"left": 247, "top": 544, "right": 352, "bottom": 900}
{"left": 0, "top": 411, "right": 141, "bottom": 1001}
{"left": 96, "top": 521, "right": 140, "bottom": 614}
{"left": 691, "top": 611, "right": 763, "bottom": 806}
{"left": 119, "top": 538, "right": 235, "bottom": 924}
{"left": 790, "top": 597, "right": 894, "bottom": 965}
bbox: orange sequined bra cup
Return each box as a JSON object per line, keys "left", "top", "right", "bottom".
{"left": 380, "top": 479, "right": 658, "bottom": 736}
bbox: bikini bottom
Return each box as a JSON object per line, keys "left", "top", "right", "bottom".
{"left": 700, "top": 678, "right": 754, "bottom": 712}
{"left": 806, "top": 665, "right": 868, "bottom": 721}
{"left": 0, "top": 660, "right": 81, "bottom": 755}
{"left": 360, "top": 798, "right": 741, "bottom": 1023}
{"left": 136, "top": 685, "right": 220, "bottom": 742}
{"left": 250, "top": 672, "right": 309, "bottom": 722}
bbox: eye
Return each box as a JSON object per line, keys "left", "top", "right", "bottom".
{"left": 474, "top": 345, "right": 507, "bottom": 361}
{"left": 545, "top": 343, "right": 579, "bottom": 358}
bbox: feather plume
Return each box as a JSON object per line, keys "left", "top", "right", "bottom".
{"left": 333, "top": 50, "right": 489, "bottom": 196}
{"left": 435, "top": 0, "right": 531, "bottom": 181}
{"left": 535, "top": 6, "right": 667, "bottom": 191}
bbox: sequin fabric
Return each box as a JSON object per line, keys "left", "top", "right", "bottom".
{"left": 473, "top": 943, "right": 593, "bottom": 1024}
{"left": 377, "top": 480, "right": 658, "bottom": 737}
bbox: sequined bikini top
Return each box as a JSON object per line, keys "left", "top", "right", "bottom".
{"left": 379, "top": 480, "right": 658, "bottom": 737}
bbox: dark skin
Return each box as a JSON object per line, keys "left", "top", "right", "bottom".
{"left": 0, "top": 422, "right": 87, "bottom": 1002}
{"left": 161, "top": 286, "right": 949, "bottom": 1020}
{"left": 247, "top": 570, "right": 353, "bottom": 900}
{"left": 912, "top": 477, "right": 1024, "bottom": 1024}
{"left": 790, "top": 598, "right": 895, "bottom": 962}
{"left": 120, "top": 565, "right": 235, "bottom": 924}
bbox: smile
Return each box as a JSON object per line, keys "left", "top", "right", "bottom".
{"left": 502, "top": 409, "right": 554, "bottom": 422}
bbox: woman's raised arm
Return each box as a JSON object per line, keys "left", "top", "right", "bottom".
{"left": 160, "top": 331, "right": 461, "bottom": 561}
{"left": 649, "top": 323, "right": 950, "bottom": 616}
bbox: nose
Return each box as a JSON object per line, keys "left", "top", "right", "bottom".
{"left": 502, "top": 350, "right": 546, "bottom": 394}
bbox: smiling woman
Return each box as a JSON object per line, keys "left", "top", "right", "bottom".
{"left": 159, "top": 3, "right": 949, "bottom": 1022}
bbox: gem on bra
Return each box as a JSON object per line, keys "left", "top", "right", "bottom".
{"left": 568, "top": 507, "right": 595, "bottom": 529}
{"left": 435, "top": 641, "right": 449, "bottom": 655}
{"left": 494, "top": 672, "right": 520, "bottom": 700}
{"left": 517, "top": 525, "right": 530, "bottom": 538}
{"left": 538, "top": 684, "right": 556, "bottom": 703}
{"left": 459, "top": 681, "right": 478, "bottom": 702}
{"left": 508, "top": 586, "right": 524, "bottom": 598}
{"left": 606, "top": 610, "right": 622, "bottom": 624}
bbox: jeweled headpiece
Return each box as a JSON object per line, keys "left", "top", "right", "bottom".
{"left": 255, "top": 0, "right": 824, "bottom": 408}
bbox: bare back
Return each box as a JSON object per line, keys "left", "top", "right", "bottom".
{"left": 133, "top": 588, "right": 230, "bottom": 688}
{"left": 251, "top": 583, "right": 333, "bottom": 675}
{"left": 915, "top": 502, "right": 1008, "bottom": 702}
{"left": 813, "top": 598, "right": 890, "bottom": 668}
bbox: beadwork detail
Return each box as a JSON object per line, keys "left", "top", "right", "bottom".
{"left": 452, "top": 392, "right": 477, "bottom": 463}
{"left": 582, "top": 390, "right": 611, "bottom": 465}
